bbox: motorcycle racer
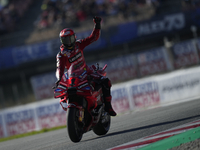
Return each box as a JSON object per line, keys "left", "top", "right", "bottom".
{"left": 55, "top": 16, "right": 116, "bottom": 116}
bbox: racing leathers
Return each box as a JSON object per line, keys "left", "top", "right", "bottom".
{"left": 55, "top": 22, "right": 116, "bottom": 116}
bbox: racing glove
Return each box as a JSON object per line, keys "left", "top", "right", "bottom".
{"left": 52, "top": 79, "right": 61, "bottom": 89}
{"left": 93, "top": 16, "right": 101, "bottom": 29}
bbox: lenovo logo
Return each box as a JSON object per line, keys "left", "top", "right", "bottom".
{"left": 68, "top": 52, "right": 82, "bottom": 63}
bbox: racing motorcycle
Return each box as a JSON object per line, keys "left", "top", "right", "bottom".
{"left": 54, "top": 63, "right": 111, "bottom": 143}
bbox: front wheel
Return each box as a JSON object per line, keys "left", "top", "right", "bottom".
{"left": 93, "top": 112, "right": 111, "bottom": 135}
{"left": 67, "top": 107, "right": 83, "bottom": 142}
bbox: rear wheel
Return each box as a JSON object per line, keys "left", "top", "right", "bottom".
{"left": 67, "top": 107, "right": 83, "bottom": 142}
{"left": 93, "top": 112, "right": 111, "bottom": 135}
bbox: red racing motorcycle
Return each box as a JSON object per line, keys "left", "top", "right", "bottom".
{"left": 54, "top": 63, "right": 111, "bottom": 143}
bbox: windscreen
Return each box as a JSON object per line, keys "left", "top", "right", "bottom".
{"left": 67, "top": 64, "right": 86, "bottom": 78}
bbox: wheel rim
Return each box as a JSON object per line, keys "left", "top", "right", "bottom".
{"left": 101, "top": 112, "right": 110, "bottom": 131}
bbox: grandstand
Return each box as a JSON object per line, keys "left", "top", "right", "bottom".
{"left": 0, "top": 0, "right": 200, "bottom": 108}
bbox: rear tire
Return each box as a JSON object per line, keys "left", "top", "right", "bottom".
{"left": 67, "top": 108, "right": 83, "bottom": 142}
{"left": 93, "top": 112, "right": 111, "bottom": 135}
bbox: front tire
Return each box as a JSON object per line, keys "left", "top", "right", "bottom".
{"left": 93, "top": 112, "right": 111, "bottom": 135}
{"left": 67, "top": 107, "right": 83, "bottom": 142}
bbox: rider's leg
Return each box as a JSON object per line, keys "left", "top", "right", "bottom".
{"left": 102, "top": 78, "right": 117, "bottom": 116}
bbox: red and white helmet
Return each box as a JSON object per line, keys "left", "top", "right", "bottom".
{"left": 59, "top": 28, "right": 76, "bottom": 49}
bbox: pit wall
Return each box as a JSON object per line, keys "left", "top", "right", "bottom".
{"left": 1, "top": 66, "right": 200, "bottom": 138}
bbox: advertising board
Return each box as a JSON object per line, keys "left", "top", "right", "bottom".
{"left": 4, "top": 109, "right": 36, "bottom": 136}
{"left": 98, "top": 54, "right": 137, "bottom": 82}
{"left": 158, "top": 70, "right": 200, "bottom": 103}
{"left": 36, "top": 103, "right": 66, "bottom": 129}
{"left": 31, "top": 72, "right": 56, "bottom": 100}
{"left": 172, "top": 40, "right": 199, "bottom": 68}
{"left": 0, "top": 115, "right": 4, "bottom": 138}
{"left": 137, "top": 13, "right": 185, "bottom": 37}
{"left": 130, "top": 81, "right": 160, "bottom": 108}
{"left": 111, "top": 87, "right": 130, "bottom": 113}
{"left": 12, "top": 41, "right": 52, "bottom": 65}
{"left": 137, "top": 47, "right": 170, "bottom": 76}
{"left": 0, "top": 47, "right": 15, "bottom": 69}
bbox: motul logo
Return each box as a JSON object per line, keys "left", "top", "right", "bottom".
{"left": 138, "top": 13, "right": 185, "bottom": 36}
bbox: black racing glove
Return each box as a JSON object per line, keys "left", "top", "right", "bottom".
{"left": 93, "top": 16, "right": 101, "bottom": 29}
{"left": 52, "top": 79, "right": 61, "bottom": 89}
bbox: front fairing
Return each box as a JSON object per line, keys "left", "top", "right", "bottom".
{"left": 54, "top": 64, "right": 92, "bottom": 99}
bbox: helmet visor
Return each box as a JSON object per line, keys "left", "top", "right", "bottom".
{"left": 61, "top": 34, "right": 75, "bottom": 45}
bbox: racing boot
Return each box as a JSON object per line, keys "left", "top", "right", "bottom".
{"left": 105, "top": 96, "right": 117, "bottom": 116}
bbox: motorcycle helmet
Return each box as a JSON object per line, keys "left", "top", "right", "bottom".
{"left": 59, "top": 28, "right": 76, "bottom": 50}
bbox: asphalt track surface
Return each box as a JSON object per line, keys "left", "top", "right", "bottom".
{"left": 0, "top": 99, "right": 200, "bottom": 150}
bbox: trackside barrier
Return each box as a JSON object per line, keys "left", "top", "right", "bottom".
{"left": 112, "top": 66, "right": 200, "bottom": 113}
{"left": 1, "top": 66, "right": 200, "bottom": 138}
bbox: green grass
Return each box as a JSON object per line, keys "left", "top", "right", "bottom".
{"left": 0, "top": 125, "right": 66, "bottom": 142}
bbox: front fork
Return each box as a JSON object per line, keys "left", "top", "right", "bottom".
{"left": 60, "top": 98, "right": 86, "bottom": 123}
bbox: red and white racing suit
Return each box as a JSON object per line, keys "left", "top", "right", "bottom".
{"left": 56, "top": 27, "right": 115, "bottom": 116}
{"left": 56, "top": 28, "right": 100, "bottom": 79}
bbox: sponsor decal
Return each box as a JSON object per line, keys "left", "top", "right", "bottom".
{"left": 73, "top": 61, "right": 84, "bottom": 69}
{"left": 68, "top": 52, "right": 82, "bottom": 63}
{"left": 138, "top": 13, "right": 185, "bottom": 36}
{"left": 58, "top": 84, "right": 67, "bottom": 90}
{"left": 162, "top": 79, "right": 199, "bottom": 92}
{"left": 91, "top": 74, "right": 100, "bottom": 78}
{"left": 83, "top": 86, "right": 91, "bottom": 90}
{"left": 55, "top": 88, "right": 62, "bottom": 92}
{"left": 158, "top": 73, "right": 200, "bottom": 102}
{"left": 79, "top": 70, "right": 87, "bottom": 79}
{"left": 131, "top": 82, "right": 160, "bottom": 107}
{"left": 61, "top": 50, "right": 71, "bottom": 57}
{"left": 80, "top": 74, "right": 87, "bottom": 81}
{"left": 64, "top": 72, "right": 68, "bottom": 79}
{"left": 78, "top": 83, "right": 88, "bottom": 89}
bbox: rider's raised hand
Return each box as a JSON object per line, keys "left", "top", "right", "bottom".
{"left": 93, "top": 16, "right": 101, "bottom": 29}
{"left": 93, "top": 16, "right": 102, "bottom": 24}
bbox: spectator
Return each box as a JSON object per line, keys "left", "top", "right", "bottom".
{"left": 0, "top": 0, "right": 33, "bottom": 34}
{"left": 35, "top": 0, "right": 157, "bottom": 29}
